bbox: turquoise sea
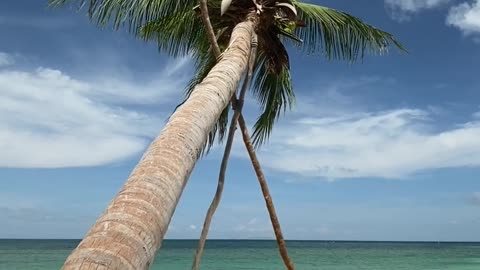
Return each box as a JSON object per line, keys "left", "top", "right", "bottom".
{"left": 1, "top": 240, "right": 480, "bottom": 269}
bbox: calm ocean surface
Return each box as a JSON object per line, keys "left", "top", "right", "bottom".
{"left": 1, "top": 239, "right": 480, "bottom": 270}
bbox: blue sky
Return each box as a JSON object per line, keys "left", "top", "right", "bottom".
{"left": 1, "top": 0, "right": 480, "bottom": 241}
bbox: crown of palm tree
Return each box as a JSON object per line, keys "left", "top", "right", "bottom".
{"left": 50, "top": 0, "right": 405, "bottom": 151}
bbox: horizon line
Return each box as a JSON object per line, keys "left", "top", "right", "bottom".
{"left": 1, "top": 238, "right": 480, "bottom": 243}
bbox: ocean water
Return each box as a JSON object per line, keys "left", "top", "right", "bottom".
{"left": 1, "top": 240, "right": 480, "bottom": 270}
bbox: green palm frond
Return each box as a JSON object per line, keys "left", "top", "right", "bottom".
{"left": 139, "top": 8, "right": 209, "bottom": 57}
{"left": 48, "top": 0, "right": 197, "bottom": 32}
{"left": 293, "top": 2, "right": 406, "bottom": 61}
{"left": 259, "top": 30, "right": 290, "bottom": 74}
{"left": 251, "top": 52, "right": 295, "bottom": 147}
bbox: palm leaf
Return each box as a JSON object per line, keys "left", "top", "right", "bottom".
{"left": 48, "top": 0, "right": 197, "bottom": 33}
{"left": 259, "top": 30, "right": 290, "bottom": 74}
{"left": 139, "top": 8, "right": 209, "bottom": 57}
{"left": 293, "top": 2, "right": 406, "bottom": 61}
{"left": 251, "top": 52, "right": 295, "bottom": 147}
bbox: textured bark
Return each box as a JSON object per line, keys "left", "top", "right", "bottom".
{"left": 238, "top": 115, "right": 296, "bottom": 270}
{"left": 192, "top": 33, "right": 258, "bottom": 270}
{"left": 61, "top": 21, "right": 254, "bottom": 270}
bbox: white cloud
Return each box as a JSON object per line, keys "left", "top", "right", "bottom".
{"left": 188, "top": 224, "right": 197, "bottom": 230}
{"left": 314, "top": 225, "right": 331, "bottom": 235}
{"left": 0, "top": 53, "right": 188, "bottom": 168}
{"left": 233, "top": 217, "right": 272, "bottom": 237}
{"left": 385, "top": 0, "right": 451, "bottom": 21}
{"left": 447, "top": 0, "right": 480, "bottom": 35}
{"left": 473, "top": 110, "right": 480, "bottom": 118}
{"left": 0, "top": 52, "right": 14, "bottom": 67}
{"left": 385, "top": 0, "right": 450, "bottom": 12}
{"left": 83, "top": 56, "right": 190, "bottom": 105}
{"left": 247, "top": 218, "right": 258, "bottom": 225}
{"left": 254, "top": 107, "right": 480, "bottom": 180}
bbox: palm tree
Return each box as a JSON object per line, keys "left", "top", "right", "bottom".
{"left": 50, "top": 0, "right": 404, "bottom": 269}
{"left": 142, "top": 3, "right": 404, "bottom": 268}
{"left": 188, "top": 2, "right": 294, "bottom": 269}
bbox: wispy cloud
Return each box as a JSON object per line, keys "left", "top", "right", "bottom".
{"left": 385, "top": 0, "right": 451, "bottom": 12}
{"left": 0, "top": 52, "right": 14, "bottom": 67}
{"left": 257, "top": 107, "right": 480, "bottom": 179}
{"left": 0, "top": 192, "right": 97, "bottom": 238}
{"left": 447, "top": 0, "right": 480, "bottom": 36}
{"left": 385, "top": 0, "right": 451, "bottom": 21}
{"left": 0, "top": 52, "right": 189, "bottom": 168}
{"left": 314, "top": 225, "right": 331, "bottom": 235}
{"left": 217, "top": 72, "right": 480, "bottom": 181}
{"left": 166, "top": 201, "right": 480, "bottom": 241}
{"left": 227, "top": 76, "right": 480, "bottom": 180}
{"left": 473, "top": 110, "right": 480, "bottom": 118}
{"left": 385, "top": 0, "right": 480, "bottom": 41}
{"left": 233, "top": 217, "right": 273, "bottom": 239}
{"left": 292, "top": 77, "right": 377, "bottom": 117}
{"left": 75, "top": 55, "right": 191, "bottom": 105}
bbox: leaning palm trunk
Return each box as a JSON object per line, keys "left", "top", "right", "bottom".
{"left": 238, "top": 115, "right": 295, "bottom": 270}
{"left": 61, "top": 20, "right": 255, "bottom": 270}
